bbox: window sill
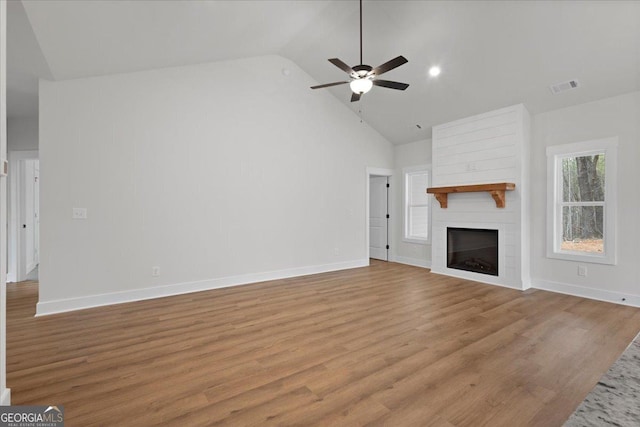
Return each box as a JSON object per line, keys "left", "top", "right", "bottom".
{"left": 546, "top": 250, "right": 616, "bottom": 265}
{"left": 403, "top": 238, "right": 431, "bottom": 246}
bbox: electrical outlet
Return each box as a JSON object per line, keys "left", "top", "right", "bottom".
{"left": 577, "top": 265, "right": 587, "bottom": 277}
{"left": 334, "top": 247, "right": 340, "bottom": 256}
{"left": 72, "top": 208, "right": 87, "bottom": 219}
{"left": 152, "top": 266, "right": 160, "bottom": 277}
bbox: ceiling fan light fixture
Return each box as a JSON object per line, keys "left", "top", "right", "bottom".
{"left": 350, "top": 78, "right": 373, "bottom": 94}
{"left": 310, "top": 0, "right": 408, "bottom": 101}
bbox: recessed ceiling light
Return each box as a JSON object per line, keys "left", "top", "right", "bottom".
{"left": 428, "top": 66, "right": 441, "bottom": 77}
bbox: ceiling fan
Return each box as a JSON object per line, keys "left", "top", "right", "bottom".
{"left": 310, "top": 0, "right": 409, "bottom": 102}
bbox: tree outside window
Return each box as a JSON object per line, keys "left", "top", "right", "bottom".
{"left": 560, "top": 154, "right": 605, "bottom": 253}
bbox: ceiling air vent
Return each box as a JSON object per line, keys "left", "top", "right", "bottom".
{"left": 550, "top": 80, "right": 579, "bottom": 94}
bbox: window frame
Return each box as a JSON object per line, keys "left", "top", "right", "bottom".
{"left": 546, "top": 137, "right": 617, "bottom": 265}
{"left": 403, "top": 165, "right": 431, "bottom": 245}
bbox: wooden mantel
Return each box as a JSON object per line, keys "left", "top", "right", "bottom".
{"left": 427, "top": 182, "right": 516, "bottom": 208}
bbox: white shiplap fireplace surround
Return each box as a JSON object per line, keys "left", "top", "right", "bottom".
{"left": 430, "top": 104, "right": 531, "bottom": 290}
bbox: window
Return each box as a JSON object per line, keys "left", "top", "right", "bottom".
{"left": 546, "top": 137, "right": 617, "bottom": 264}
{"left": 404, "top": 166, "right": 431, "bottom": 243}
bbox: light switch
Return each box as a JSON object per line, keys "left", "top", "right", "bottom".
{"left": 72, "top": 208, "right": 87, "bottom": 219}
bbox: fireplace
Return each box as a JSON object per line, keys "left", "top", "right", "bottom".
{"left": 447, "top": 228, "right": 498, "bottom": 276}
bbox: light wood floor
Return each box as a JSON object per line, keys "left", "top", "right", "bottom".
{"left": 7, "top": 261, "right": 640, "bottom": 426}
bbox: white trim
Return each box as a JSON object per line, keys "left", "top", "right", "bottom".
{"left": 366, "top": 167, "right": 394, "bottom": 177}
{"left": 1, "top": 388, "right": 10, "bottom": 406}
{"left": 365, "top": 167, "right": 393, "bottom": 262}
{"left": 519, "top": 106, "right": 532, "bottom": 290}
{"left": 394, "top": 256, "right": 431, "bottom": 269}
{"left": 36, "top": 259, "right": 368, "bottom": 316}
{"left": 1, "top": 1, "right": 9, "bottom": 408}
{"left": 532, "top": 279, "right": 640, "bottom": 308}
{"left": 546, "top": 137, "right": 617, "bottom": 265}
{"left": 402, "top": 238, "right": 429, "bottom": 245}
{"left": 545, "top": 137, "right": 618, "bottom": 156}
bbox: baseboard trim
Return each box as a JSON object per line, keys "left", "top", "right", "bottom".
{"left": 1, "top": 388, "right": 10, "bottom": 406}
{"left": 36, "top": 259, "right": 369, "bottom": 316}
{"left": 394, "top": 256, "right": 431, "bottom": 269}
{"left": 532, "top": 279, "right": 640, "bottom": 308}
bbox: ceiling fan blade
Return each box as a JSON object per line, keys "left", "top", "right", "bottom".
{"left": 310, "top": 81, "right": 349, "bottom": 89}
{"left": 372, "top": 56, "right": 408, "bottom": 76}
{"left": 329, "top": 58, "right": 355, "bottom": 75}
{"left": 351, "top": 92, "right": 361, "bottom": 102}
{"left": 373, "top": 79, "right": 409, "bottom": 90}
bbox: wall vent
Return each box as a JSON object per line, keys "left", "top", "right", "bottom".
{"left": 550, "top": 80, "right": 579, "bottom": 94}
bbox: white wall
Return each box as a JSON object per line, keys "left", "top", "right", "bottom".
{"left": 392, "top": 139, "right": 432, "bottom": 268}
{"left": 7, "top": 116, "right": 38, "bottom": 151}
{"left": 531, "top": 91, "right": 640, "bottom": 305}
{"left": 38, "top": 55, "right": 394, "bottom": 315}
{"left": 0, "top": 0, "right": 10, "bottom": 406}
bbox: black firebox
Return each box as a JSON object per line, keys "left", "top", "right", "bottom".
{"left": 447, "top": 227, "right": 498, "bottom": 276}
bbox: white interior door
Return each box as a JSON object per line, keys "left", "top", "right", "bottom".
{"left": 369, "top": 176, "right": 388, "bottom": 261}
{"left": 21, "top": 159, "right": 38, "bottom": 275}
{"left": 34, "top": 161, "right": 40, "bottom": 265}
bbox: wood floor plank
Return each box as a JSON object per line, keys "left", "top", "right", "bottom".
{"left": 6, "top": 261, "right": 640, "bottom": 426}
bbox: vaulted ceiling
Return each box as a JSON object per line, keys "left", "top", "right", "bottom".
{"left": 8, "top": 0, "right": 640, "bottom": 144}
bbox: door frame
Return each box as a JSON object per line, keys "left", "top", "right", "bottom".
{"left": 366, "top": 167, "right": 393, "bottom": 264}
{"left": 8, "top": 150, "right": 39, "bottom": 282}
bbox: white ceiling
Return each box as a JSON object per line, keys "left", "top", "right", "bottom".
{"left": 8, "top": 0, "right": 640, "bottom": 144}
{"left": 7, "top": 0, "right": 53, "bottom": 119}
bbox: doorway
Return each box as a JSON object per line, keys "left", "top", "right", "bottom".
{"left": 366, "top": 167, "right": 393, "bottom": 262}
{"left": 369, "top": 176, "right": 389, "bottom": 261}
{"left": 8, "top": 151, "right": 40, "bottom": 283}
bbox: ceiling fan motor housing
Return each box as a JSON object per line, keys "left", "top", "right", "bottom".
{"left": 353, "top": 65, "right": 374, "bottom": 84}
{"left": 352, "top": 64, "right": 373, "bottom": 76}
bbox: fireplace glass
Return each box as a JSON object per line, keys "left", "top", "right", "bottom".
{"left": 447, "top": 228, "right": 498, "bottom": 276}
